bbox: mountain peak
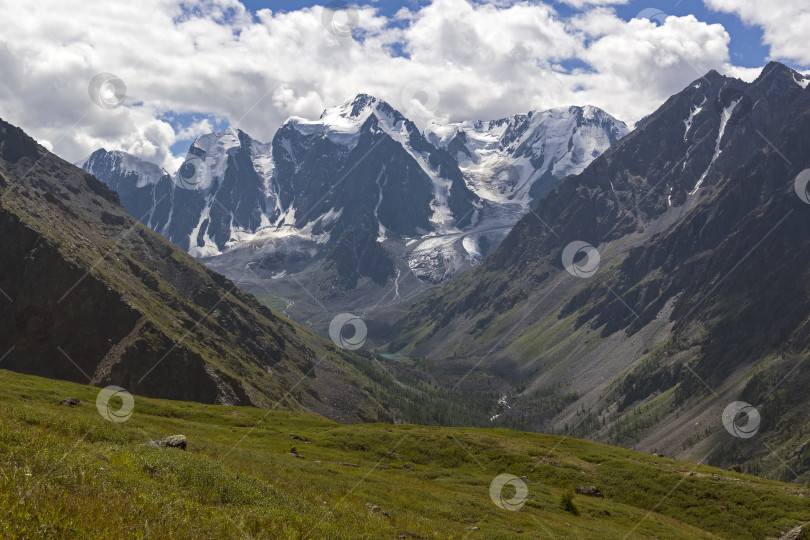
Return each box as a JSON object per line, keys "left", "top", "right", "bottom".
{"left": 346, "top": 93, "right": 380, "bottom": 117}
{"left": 81, "top": 148, "right": 166, "bottom": 188}
{"left": 320, "top": 93, "right": 382, "bottom": 121}
{"left": 561, "top": 104, "right": 616, "bottom": 124}
{"left": 685, "top": 69, "right": 728, "bottom": 91}
{"left": 760, "top": 60, "right": 793, "bottom": 74}
{"left": 0, "top": 116, "right": 40, "bottom": 164}
{"left": 282, "top": 93, "right": 407, "bottom": 151}
{"left": 754, "top": 61, "right": 808, "bottom": 89}
{"left": 189, "top": 127, "right": 246, "bottom": 160}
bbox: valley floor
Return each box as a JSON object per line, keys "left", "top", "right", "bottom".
{"left": 1, "top": 370, "right": 808, "bottom": 539}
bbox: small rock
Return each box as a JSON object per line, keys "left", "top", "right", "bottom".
{"left": 334, "top": 462, "right": 359, "bottom": 467}
{"left": 290, "top": 446, "right": 303, "bottom": 458}
{"left": 290, "top": 434, "right": 302, "bottom": 440}
{"left": 144, "top": 435, "right": 187, "bottom": 450}
{"left": 519, "top": 476, "right": 529, "bottom": 484}
{"left": 60, "top": 397, "right": 83, "bottom": 407}
{"left": 401, "top": 463, "right": 414, "bottom": 469}
{"left": 575, "top": 486, "right": 604, "bottom": 498}
{"left": 365, "top": 503, "right": 390, "bottom": 518}
{"left": 468, "top": 526, "right": 480, "bottom": 531}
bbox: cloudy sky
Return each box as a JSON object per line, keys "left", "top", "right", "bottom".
{"left": 0, "top": 0, "right": 807, "bottom": 172}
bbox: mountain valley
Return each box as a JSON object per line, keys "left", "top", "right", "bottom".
{"left": 384, "top": 62, "right": 810, "bottom": 481}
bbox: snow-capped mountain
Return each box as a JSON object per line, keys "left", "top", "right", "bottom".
{"left": 426, "top": 105, "right": 630, "bottom": 207}
{"left": 276, "top": 94, "right": 478, "bottom": 237}
{"left": 81, "top": 95, "right": 628, "bottom": 315}
{"left": 415, "top": 105, "right": 630, "bottom": 281}
{"left": 81, "top": 149, "right": 166, "bottom": 189}
{"left": 82, "top": 128, "right": 274, "bottom": 258}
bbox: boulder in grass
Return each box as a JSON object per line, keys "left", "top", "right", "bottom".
{"left": 575, "top": 486, "right": 603, "bottom": 498}
{"left": 60, "top": 397, "right": 83, "bottom": 406}
{"left": 144, "top": 435, "right": 187, "bottom": 450}
{"left": 365, "top": 503, "right": 391, "bottom": 518}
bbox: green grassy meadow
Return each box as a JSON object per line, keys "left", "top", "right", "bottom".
{"left": 1, "top": 369, "right": 808, "bottom": 539}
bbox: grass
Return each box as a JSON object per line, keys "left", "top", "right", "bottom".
{"left": 1, "top": 369, "right": 809, "bottom": 539}
{"left": 256, "top": 294, "right": 290, "bottom": 315}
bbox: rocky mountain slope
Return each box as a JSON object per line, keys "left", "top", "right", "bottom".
{"left": 0, "top": 115, "right": 488, "bottom": 424}
{"left": 385, "top": 62, "right": 810, "bottom": 481}
{"left": 82, "top": 96, "right": 628, "bottom": 325}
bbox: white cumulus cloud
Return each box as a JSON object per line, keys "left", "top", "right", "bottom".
{"left": 0, "top": 0, "right": 748, "bottom": 170}
{"left": 703, "top": 0, "right": 810, "bottom": 66}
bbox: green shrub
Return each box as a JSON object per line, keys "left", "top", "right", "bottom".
{"left": 560, "top": 489, "right": 580, "bottom": 516}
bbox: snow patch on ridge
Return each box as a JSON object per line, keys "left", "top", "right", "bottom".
{"left": 690, "top": 97, "right": 741, "bottom": 195}
{"left": 374, "top": 165, "right": 390, "bottom": 242}
{"left": 683, "top": 97, "right": 706, "bottom": 141}
{"left": 250, "top": 139, "right": 276, "bottom": 198}
{"left": 188, "top": 200, "right": 221, "bottom": 258}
